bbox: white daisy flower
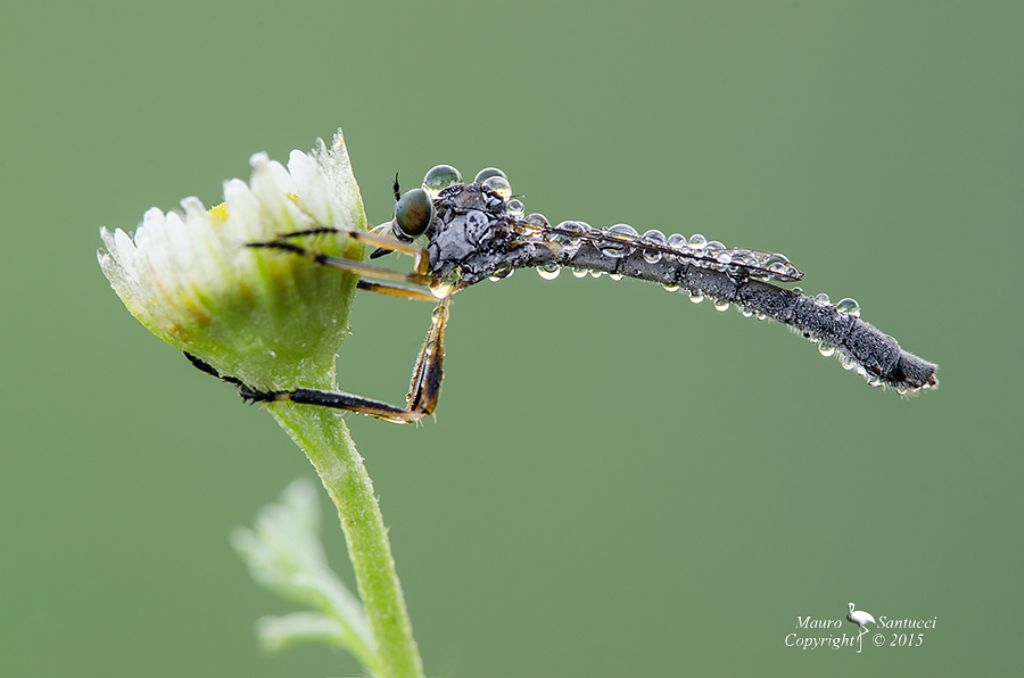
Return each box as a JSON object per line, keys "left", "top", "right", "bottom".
{"left": 98, "top": 130, "right": 366, "bottom": 389}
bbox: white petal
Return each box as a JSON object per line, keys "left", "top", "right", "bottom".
{"left": 138, "top": 208, "right": 168, "bottom": 248}
{"left": 166, "top": 202, "right": 197, "bottom": 268}
{"left": 223, "top": 177, "right": 263, "bottom": 242}
{"left": 287, "top": 150, "right": 330, "bottom": 225}
{"left": 180, "top": 196, "right": 207, "bottom": 219}
{"left": 250, "top": 155, "right": 301, "bottom": 231}
{"left": 313, "top": 131, "right": 363, "bottom": 230}
{"left": 113, "top": 228, "right": 138, "bottom": 272}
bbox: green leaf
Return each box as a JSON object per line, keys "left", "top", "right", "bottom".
{"left": 233, "top": 480, "right": 380, "bottom": 675}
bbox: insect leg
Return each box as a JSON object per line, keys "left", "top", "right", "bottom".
{"left": 268, "top": 226, "right": 430, "bottom": 276}
{"left": 183, "top": 352, "right": 241, "bottom": 386}
{"left": 247, "top": 240, "right": 432, "bottom": 286}
{"left": 356, "top": 280, "right": 437, "bottom": 302}
{"left": 238, "top": 298, "right": 452, "bottom": 424}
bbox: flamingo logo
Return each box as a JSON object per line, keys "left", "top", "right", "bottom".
{"left": 846, "top": 602, "right": 876, "bottom": 653}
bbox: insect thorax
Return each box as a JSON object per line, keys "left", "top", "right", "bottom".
{"left": 426, "top": 183, "right": 547, "bottom": 284}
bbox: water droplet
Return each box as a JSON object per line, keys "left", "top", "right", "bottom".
{"left": 421, "top": 164, "right": 462, "bottom": 197}
{"left": 489, "top": 265, "right": 514, "bottom": 282}
{"left": 429, "top": 280, "right": 454, "bottom": 298}
{"left": 762, "top": 252, "right": 790, "bottom": 266}
{"left": 760, "top": 253, "right": 791, "bottom": 279}
{"left": 731, "top": 249, "right": 757, "bottom": 267}
{"left": 662, "top": 282, "right": 679, "bottom": 292}
{"left": 733, "top": 250, "right": 757, "bottom": 272}
{"left": 483, "top": 175, "right": 512, "bottom": 200}
{"left": 474, "top": 167, "right": 507, "bottom": 184}
{"left": 668, "top": 233, "right": 687, "bottom": 249}
{"left": 506, "top": 198, "right": 525, "bottom": 217}
{"left": 599, "top": 244, "right": 630, "bottom": 258}
{"left": 527, "top": 212, "right": 550, "bottom": 228}
{"left": 705, "top": 240, "right": 725, "bottom": 256}
{"left": 537, "top": 263, "right": 561, "bottom": 280}
{"left": 554, "top": 220, "right": 587, "bottom": 246}
{"left": 814, "top": 292, "right": 830, "bottom": 305}
{"left": 609, "top": 273, "right": 623, "bottom": 281}
{"left": 572, "top": 267, "right": 588, "bottom": 278}
{"left": 688, "top": 233, "right": 707, "bottom": 249}
{"left": 714, "top": 298, "right": 730, "bottom": 312}
{"left": 689, "top": 291, "right": 704, "bottom": 304}
{"left": 642, "top": 229, "right": 666, "bottom": 263}
{"left": 600, "top": 224, "right": 637, "bottom": 258}
{"left": 741, "top": 307, "right": 754, "bottom": 318}
{"left": 756, "top": 312, "right": 767, "bottom": 321}
{"left": 589, "top": 269, "right": 604, "bottom": 278}
{"left": 792, "top": 286, "right": 803, "bottom": 295}
{"left": 817, "top": 341, "right": 835, "bottom": 357}
{"left": 840, "top": 352, "right": 857, "bottom": 370}
{"left": 835, "top": 297, "right": 861, "bottom": 317}
{"left": 606, "top": 224, "right": 638, "bottom": 240}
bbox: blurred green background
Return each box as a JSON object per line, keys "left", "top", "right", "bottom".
{"left": 2, "top": 1, "right": 1021, "bottom": 676}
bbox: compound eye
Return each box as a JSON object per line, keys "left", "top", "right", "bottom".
{"left": 394, "top": 188, "right": 435, "bottom": 238}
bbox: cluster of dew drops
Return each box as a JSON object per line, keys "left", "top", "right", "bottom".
{"left": 418, "top": 164, "right": 919, "bottom": 391}
{"left": 421, "top": 164, "right": 800, "bottom": 283}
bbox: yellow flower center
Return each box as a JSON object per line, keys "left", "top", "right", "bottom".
{"left": 208, "top": 202, "right": 229, "bottom": 223}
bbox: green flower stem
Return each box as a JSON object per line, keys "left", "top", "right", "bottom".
{"left": 269, "top": 401, "right": 424, "bottom": 678}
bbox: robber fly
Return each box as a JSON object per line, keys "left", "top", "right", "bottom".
{"left": 187, "top": 165, "right": 937, "bottom": 422}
